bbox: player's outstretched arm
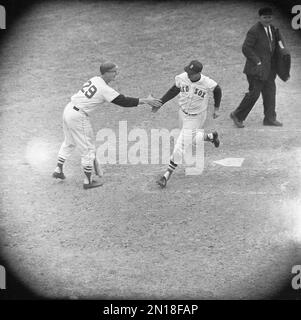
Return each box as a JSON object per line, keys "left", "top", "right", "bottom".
{"left": 160, "top": 85, "right": 180, "bottom": 104}
{"left": 111, "top": 94, "right": 161, "bottom": 108}
{"left": 213, "top": 84, "right": 222, "bottom": 119}
{"left": 151, "top": 84, "right": 180, "bottom": 113}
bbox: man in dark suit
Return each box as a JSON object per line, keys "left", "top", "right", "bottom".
{"left": 230, "top": 7, "right": 283, "bottom": 128}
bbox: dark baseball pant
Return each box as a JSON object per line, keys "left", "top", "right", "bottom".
{"left": 234, "top": 72, "right": 277, "bottom": 122}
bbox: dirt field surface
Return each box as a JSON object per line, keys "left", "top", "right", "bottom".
{"left": 1, "top": 1, "right": 301, "bottom": 299}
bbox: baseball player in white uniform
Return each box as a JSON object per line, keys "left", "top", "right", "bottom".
{"left": 154, "top": 60, "right": 222, "bottom": 188}
{"left": 52, "top": 62, "right": 162, "bottom": 189}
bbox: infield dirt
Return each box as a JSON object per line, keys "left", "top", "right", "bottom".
{"left": 0, "top": 0, "right": 300, "bottom": 299}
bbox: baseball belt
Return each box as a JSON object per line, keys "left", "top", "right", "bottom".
{"left": 181, "top": 108, "right": 198, "bottom": 116}
{"left": 73, "top": 106, "right": 88, "bottom": 116}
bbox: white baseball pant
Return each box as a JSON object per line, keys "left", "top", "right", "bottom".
{"left": 57, "top": 102, "right": 96, "bottom": 168}
{"left": 171, "top": 109, "right": 207, "bottom": 164}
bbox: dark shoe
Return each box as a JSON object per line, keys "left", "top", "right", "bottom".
{"left": 230, "top": 112, "right": 244, "bottom": 128}
{"left": 156, "top": 176, "right": 167, "bottom": 188}
{"left": 83, "top": 179, "right": 103, "bottom": 190}
{"left": 263, "top": 119, "right": 283, "bottom": 127}
{"left": 52, "top": 171, "right": 66, "bottom": 180}
{"left": 210, "top": 131, "right": 220, "bottom": 148}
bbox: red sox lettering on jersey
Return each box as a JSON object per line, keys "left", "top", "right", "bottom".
{"left": 175, "top": 72, "right": 217, "bottom": 115}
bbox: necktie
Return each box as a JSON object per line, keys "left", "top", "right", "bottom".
{"left": 268, "top": 26, "right": 272, "bottom": 42}
{"left": 266, "top": 26, "right": 272, "bottom": 51}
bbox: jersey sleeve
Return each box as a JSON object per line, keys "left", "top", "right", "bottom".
{"left": 160, "top": 85, "right": 180, "bottom": 104}
{"left": 101, "top": 83, "right": 120, "bottom": 102}
{"left": 111, "top": 94, "right": 139, "bottom": 107}
{"left": 175, "top": 75, "right": 182, "bottom": 88}
{"left": 206, "top": 77, "right": 218, "bottom": 91}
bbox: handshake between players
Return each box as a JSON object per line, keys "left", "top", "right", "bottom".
{"left": 53, "top": 60, "right": 221, "bottom": 189}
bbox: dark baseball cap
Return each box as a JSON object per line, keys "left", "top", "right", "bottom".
{"left": 100, "top": 62, "right": 118, "bottom": 74}
{"left": 184, "top": 60, "right": 203, "bottom": 74}
{"left": 258, "top": 7, "right": 273, "bottom": 16}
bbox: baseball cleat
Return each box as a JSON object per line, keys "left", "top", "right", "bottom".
{"left": 83, "top": 179, "right": 104, "bottom": 190}
{"left": 52, "top": 171, "right": 66, "bottom": 180}
{"left": 156, "top": 176, "right": 167, "bottom": 188}
{"left": 211, "top": 131, "right": 220, "bottom": 148}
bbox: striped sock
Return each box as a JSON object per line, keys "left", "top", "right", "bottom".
{"left": 83, "top": 165, "right": 93, "bottom": 184}
{"left": 164, "top": 160, "right": 177, "bottom": 180}
{"left": 55, "top": 157, "right": 65, "bottom": 173}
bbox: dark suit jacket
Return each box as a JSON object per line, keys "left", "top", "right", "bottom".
{"left": 242, "top": 22, "right": 277, "bottom": 81}
{"left": 274, "top": 28, "right": 291, "bottom": 82}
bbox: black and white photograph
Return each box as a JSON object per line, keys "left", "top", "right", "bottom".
{"left": 0, "top": 0, "right": 300, "bottom": 309}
